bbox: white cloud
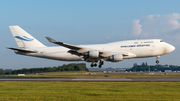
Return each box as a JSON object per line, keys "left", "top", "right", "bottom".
{"left": 130, "top": 20, "right": 142, "bottom": 36}
{"left": 142, "top": 13, "right": 180, "bottom": 33}
{"left": 130, "top": 13, "right": 180, "bottom": 44}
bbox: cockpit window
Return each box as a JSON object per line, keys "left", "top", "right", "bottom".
{"left": 160, "top": 40, "right": 164, "bottom": 42}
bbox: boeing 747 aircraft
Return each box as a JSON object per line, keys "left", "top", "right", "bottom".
{"left": 8, "top": 26, "right": 175, "bottom": 68}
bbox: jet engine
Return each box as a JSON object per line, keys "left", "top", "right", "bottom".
{"left": 85, "top": 50, "right": 99, "bottom": 58}
{"left": 109, "top": 54, "right": 123, "bottom": 62}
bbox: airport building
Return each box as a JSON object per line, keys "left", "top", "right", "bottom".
{"left": 154, "top": 65, "right": 180, "bottom": 72}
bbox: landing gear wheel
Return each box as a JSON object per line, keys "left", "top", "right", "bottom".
{"left": 156, "top": 60, "right": 159, "bottom": 64}
{"left": 90, "top": 62, "right": 98, "bottom": 67}
{"left": 156, "top": 56, "right": 160, "bottom": 64}
{"left": 98, "top": 65, "right": 102, "bottom": 68}
{"left": 100, "top": 59, "right": 104, "bottom": 65}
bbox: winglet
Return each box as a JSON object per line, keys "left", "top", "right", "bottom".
{"left": 45, "top": 37, "right": 57, "bottom": 43}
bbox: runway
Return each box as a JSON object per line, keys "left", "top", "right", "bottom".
{"left": 0, "top": 77, "right": 180, "bottom": 81}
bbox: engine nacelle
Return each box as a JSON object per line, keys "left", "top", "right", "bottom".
{"left": 86, "top": 50, "right": 99, "bottom": 58}
{"left": 109, "top": 54, "right": 123, "bottom": 62}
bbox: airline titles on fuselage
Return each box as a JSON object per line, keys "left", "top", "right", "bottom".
{"left": 121, "top": 44, "right": 150, "bottom": 48}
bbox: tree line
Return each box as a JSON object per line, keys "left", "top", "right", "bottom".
{"left": 1, "top": 63, "right": 88, "bottom": 75}
{"left": 126, "top": 62, "right": 180, "bottom": 72}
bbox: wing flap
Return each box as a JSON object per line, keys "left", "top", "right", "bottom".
{"left": 68, "top": 50, "right": 82, "bottom": 56}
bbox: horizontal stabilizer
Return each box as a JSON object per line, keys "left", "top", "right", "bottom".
{"left": 7, "top": 47, "right": 37, "bottom": 53}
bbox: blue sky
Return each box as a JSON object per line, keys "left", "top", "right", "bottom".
{"left": 1, "top": 0, "right": 180, "bottom": 69}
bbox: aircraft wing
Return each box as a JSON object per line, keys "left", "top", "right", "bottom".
{"left": 46, "top": 37, "right": 82, "bottom": 50}
{"left": 45, "top": 37, "right": 136, "bottom": 59}
{"left": 46, "top": 37, "right": 91, "bottom": 54}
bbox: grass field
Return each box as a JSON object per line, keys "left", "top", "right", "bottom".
{"left": 0, "top": 81, "right": 180, "bottom": 101}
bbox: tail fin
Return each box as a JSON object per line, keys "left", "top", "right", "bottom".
{"left": 9, "top": 26, "right": 46, "bottom": 48}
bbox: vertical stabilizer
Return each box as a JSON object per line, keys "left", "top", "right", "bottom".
{"left": 9, "top": 26, "right": 46, "bottom": 48}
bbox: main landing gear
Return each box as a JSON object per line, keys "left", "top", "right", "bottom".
{"left": 156, "top": 56, "right": 160, "bottom": 64}
{"left": 91, "top": 59, "right": 104, "bottom": 68}
{"left": 91, "top": 62, "right": 97, "bottom": 67}
{"left": 98, "top": 59, "right": 104, "bottom": 68}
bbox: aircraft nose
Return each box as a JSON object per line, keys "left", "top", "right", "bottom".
{"left": 171, "top": 45, "right": 175, "bottom": 51}
{"left": 166, "top": 44, "right": 175, "bottom": 53}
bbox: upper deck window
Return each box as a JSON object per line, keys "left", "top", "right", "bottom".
{"left": 144, "top": 41, "right": 153, "bottom": 43}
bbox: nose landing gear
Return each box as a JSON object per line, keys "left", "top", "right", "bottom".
{"left": 156, "top": 56, "right": 160, "bottom": 64}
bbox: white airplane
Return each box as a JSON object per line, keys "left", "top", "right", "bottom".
{"left": 8, "top": 26, "right": 175, "bottom": 68}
